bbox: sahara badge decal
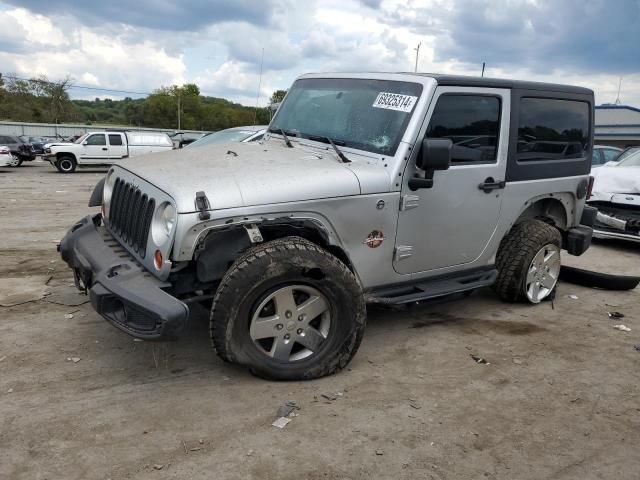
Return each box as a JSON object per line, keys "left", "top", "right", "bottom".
{"left": 364, "top": 230, "right": 384, "bottom": 248}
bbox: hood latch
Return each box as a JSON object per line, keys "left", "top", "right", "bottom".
{"left": 195, "top": 191, "right": 211, "bottom": 220}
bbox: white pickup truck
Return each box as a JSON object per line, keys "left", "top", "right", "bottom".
{"left": 43, "top": 130, "right": 174, "bottom": 173}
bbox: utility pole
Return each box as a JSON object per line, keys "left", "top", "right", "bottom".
{"left": 481, "top": 62, "right": 486, "bottom": 77}
{"left": 177, "top": 91, "right": 181, "bottom": 130}
{"left": 254, "top": 48, "right": 265, "bottom": 125}
{"left": 615, "top": 76, "right": 623, "bottom": 105}
{"left": 414, "top": 42, "right": 421, "bottom": 73}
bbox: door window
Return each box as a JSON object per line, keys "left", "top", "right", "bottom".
{"left": 425, "top": 94, "right": 501, "bottom": 163}
{"left": 591, "top": 149, "right": 603, "bottom": 166}
{"left": 86, "top": 134, "right": 106, "bottom": 146}
{"left": 108, "top": 134, "right": 123, "bottom": 146}
{"left": 602, "top": 148, "right": 621, "bottom": 162}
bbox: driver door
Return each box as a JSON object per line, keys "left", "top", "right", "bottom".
{"left": 80, "top": 133, "right": 109, "bottom": 163}
{"left": 394, "top": 87, "right": 510, "bottom": 275}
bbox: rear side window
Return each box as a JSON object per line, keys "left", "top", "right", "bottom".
{"left": 86, "top": 134, "right": 106, "bottom": 146}
{"left": 517, "top": 98, "right": 589, "bottom": 162}
{"left": 108, "top": 134, "right": 123, "bottom": 146}
{"left": 426, "top": 94, "right": 501, "bottom": 163}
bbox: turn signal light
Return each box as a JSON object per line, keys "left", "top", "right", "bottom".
{"left": 154, "top": 249, "right": 163, "bottom": 270}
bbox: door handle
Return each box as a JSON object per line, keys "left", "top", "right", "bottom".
{"left": 479, "top": 177, "right": 505, "bottom": 193}
{"left": 102, "top": 147, "right": 108, "bottom": 151}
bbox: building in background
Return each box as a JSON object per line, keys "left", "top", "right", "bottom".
{"left": 594, "top": 105, "right": 640, "bottom": 148}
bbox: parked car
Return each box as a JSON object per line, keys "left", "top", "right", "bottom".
{"left": 0, "top": 135, "right": 36, "bottom": 166}
{"left": 0, "top": 145, "right": 15, "bottom": 167}
{"left": 19, "top": 136, "right": 51, "bottom": 155}
{"left": 60, "top": 73, "right": 594, "bottom": 380}
{"left": 589, "top": 148, "right": 640, "bottom": 243}
{"left": 186, "top": 125, "right": 268, "bottom": 148}
{"left": 170, "top": 132, "right": 206, "bottom": 148}
{"left": 591, "top": 145, "right": 623, "bottom": 167}
{"left": 43, "top": 130, "right": 174, "bottom": 173}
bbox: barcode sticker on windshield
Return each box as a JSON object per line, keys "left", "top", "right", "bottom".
{"left": 372, "top": 92, "right": 418, "bottom": 112}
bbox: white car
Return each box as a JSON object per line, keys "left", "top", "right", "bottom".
{"left": 589, "top": 148, "right": 640, "bottom": 242}
{"left": 186, "top": 125, "right": 267, "bottom": 148}
{"left": 0, "top": 145, "right": 16, "bottom": 167}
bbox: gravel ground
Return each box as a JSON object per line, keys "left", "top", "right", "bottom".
{"left": 1, "top": 161, "right": 639, "bottom": 480}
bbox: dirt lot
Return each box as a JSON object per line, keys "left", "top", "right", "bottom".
{"left": 1, "top": 161, "right": 639, "bottom": 480}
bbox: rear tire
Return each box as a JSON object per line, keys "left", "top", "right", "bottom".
{"left": 494, "top": 219, "right": 562, "bottom": 303}
{"left": 210, "top": 236, "right": 366, "bottom": 380}
{"left": 56, "top": 156, "right": 77, "bottom": 173}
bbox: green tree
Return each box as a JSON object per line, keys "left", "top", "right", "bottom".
{"left": 270, "top": 89, "right": 287, "bottom": 106}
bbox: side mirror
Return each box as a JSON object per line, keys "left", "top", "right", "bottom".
{"left": 409, "top": 138, "right": 452, "bottom": 190}
{"left": 417, "top": 138, "right": 452, "bottom": 171}
{"left": 82, "top": 141, "right": 88, "bottom": 146}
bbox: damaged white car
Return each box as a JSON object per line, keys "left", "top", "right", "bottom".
{"left": 589, "top": 148, "right": 640, "bottom": 242}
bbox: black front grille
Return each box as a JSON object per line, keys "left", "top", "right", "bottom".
{"left": 108, "top": 178, "right": 155, "bottom": 258}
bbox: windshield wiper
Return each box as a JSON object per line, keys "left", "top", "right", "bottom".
{"left": 268, "top": 127, "right": 294, "bottom": 148}
{"left": 305, "top": 135, "right": 351, "bottom": 163}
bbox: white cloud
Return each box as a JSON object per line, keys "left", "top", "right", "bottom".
{"left": 1, "top": 7, "right": 185, "bottom": 96}
{"left": 0, "top": 0, "right": 639, "bottom": 107}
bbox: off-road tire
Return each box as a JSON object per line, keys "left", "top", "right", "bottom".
{"left": 493, "top": 219, "right": 562, "bottom": 303}
{"left": 56, "top": 156, "right": 77, "bottom": 173}
{"left": 210, "top": 236, "right": 366, "bottom": 380}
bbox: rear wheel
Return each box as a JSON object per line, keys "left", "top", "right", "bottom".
{"left": 210, "top": 236, "right": 366, "bottom": 380}
{"left": 494, "top": 219, "right": 562, "bottom": 303}
{"left": 56, "top": 156, "right": 77, "bottom": 173}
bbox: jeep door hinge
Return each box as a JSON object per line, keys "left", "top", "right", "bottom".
{"left": 394, "top": 246, "right": 413, "bottom": 261}
{"left": 400, "top": 194, "right": 420, "bottom": 211}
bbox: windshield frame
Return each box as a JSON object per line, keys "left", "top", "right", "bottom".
{"left": 269, "top": 76, "right": 425, "bottom": 157}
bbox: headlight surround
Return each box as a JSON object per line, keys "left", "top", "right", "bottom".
{"left": 151, "top": 202, "right": 177, "bottom": 245}
{"left": 102, "top": 170, "right": 116, "bottom": 219}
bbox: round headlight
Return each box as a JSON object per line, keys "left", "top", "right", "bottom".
{"left": 151, "top": 202, "right": 177, "bottom": 245}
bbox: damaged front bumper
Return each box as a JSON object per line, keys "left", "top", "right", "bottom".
{"left": 59, "top": 214, "right": 189, "bottom": 340}
{"left": 591, "top": 202, "right": 640, "bottom": 244}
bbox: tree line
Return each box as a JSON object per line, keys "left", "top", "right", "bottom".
{"left": 0, "top": 74, "right": 287, "bottom": 131}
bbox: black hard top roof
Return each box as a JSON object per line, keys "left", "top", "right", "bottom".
{"left": 410, "top": 73, "right": 593, "bottom": 95}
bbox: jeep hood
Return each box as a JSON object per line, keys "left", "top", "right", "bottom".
{"left": 117, "top": 140, "right": 390, "bottom": 213}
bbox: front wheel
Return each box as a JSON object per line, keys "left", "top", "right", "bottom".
{"left": 494, "top": 219, "right": 562, "bottom": 303}
{"left": 9, "top": 154, "right": 22, "bottom": 167}
{"left": 56, "top": 156, "right": 77, "bottom": 173}
{"left": 210, "top": 237, "right": 366, "bottom": 380}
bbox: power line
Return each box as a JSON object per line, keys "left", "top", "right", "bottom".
{"left": 2, "top": 74, "right": 153, "bottom": 96}
{"left": 1, "top": 72, "right": 274, "bottom": 108}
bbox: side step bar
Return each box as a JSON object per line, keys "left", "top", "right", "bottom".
{"left": 365, "top": 268, "right": 497, "bottom": 305}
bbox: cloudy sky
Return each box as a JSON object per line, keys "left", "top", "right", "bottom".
{"left": 1, "top": 0, "right": 639, "bottom": 106}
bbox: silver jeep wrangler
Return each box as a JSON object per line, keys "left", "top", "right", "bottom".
{"left": 60, "top": 73, "right": 596, "bottom": 380}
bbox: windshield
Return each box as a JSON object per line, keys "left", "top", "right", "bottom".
{"left": 617, "top": 149, "right": 640, "bottom": 167}
{"left": 74, "top": 134, "right": 88, "bottom": 144}
{"left": 615, "top": 147, "right": 640, "bottom": 164}
{"left": 187, "top": 129, "right": 257, "bottom": 147}
{"left": 270, "top": 78, "right": 423, "bottom": 156}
